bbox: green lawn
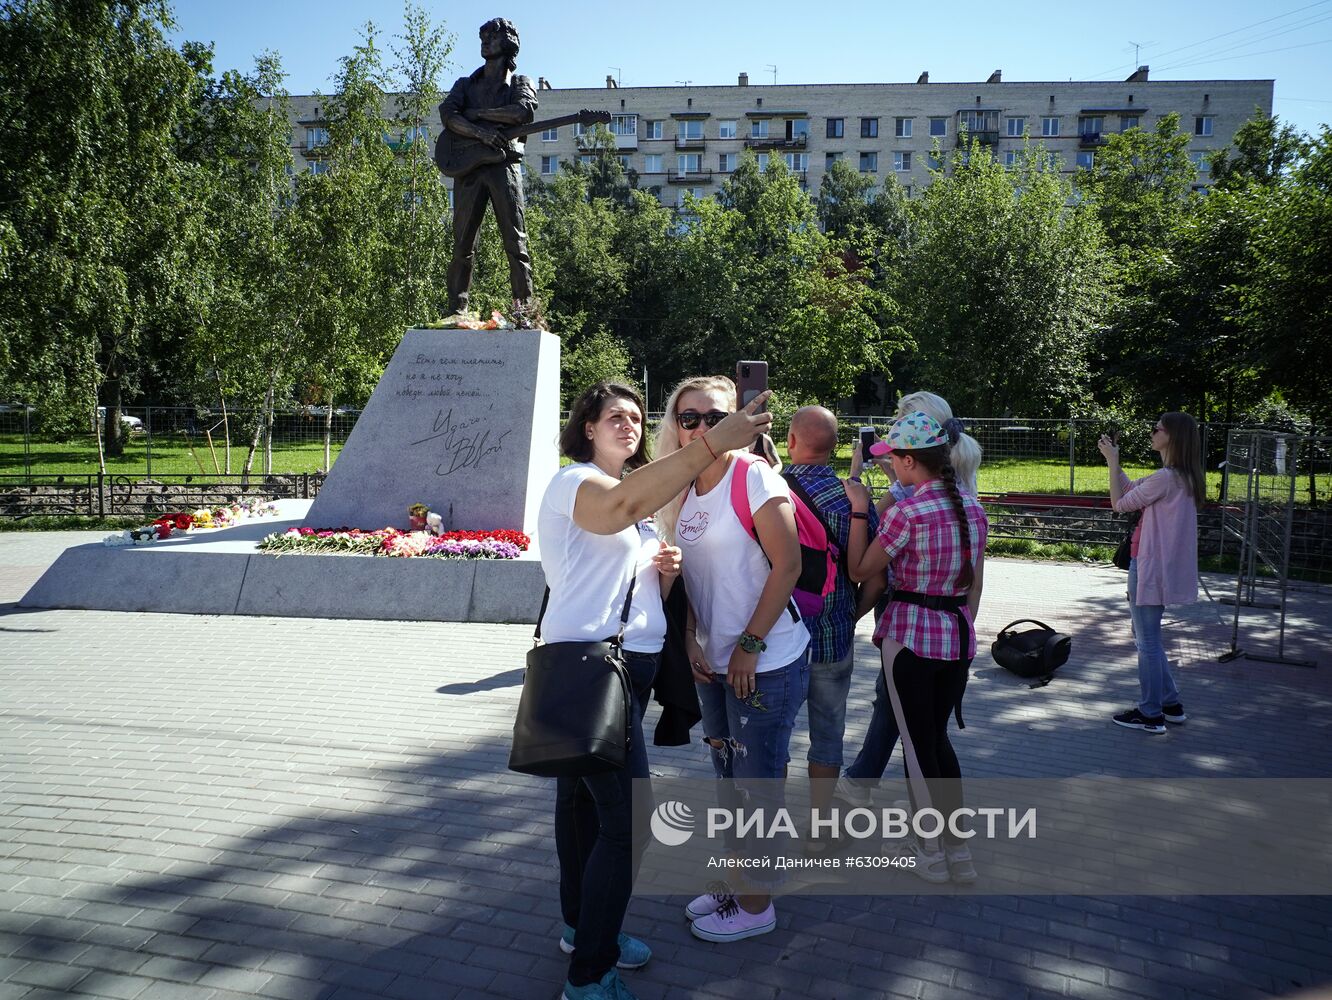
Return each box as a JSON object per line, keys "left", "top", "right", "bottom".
{"left": 0, "top": 434, "right": 342, "bottom": 477}
{"left": 4, "top": 433, "right": 1327, "bottom": 503}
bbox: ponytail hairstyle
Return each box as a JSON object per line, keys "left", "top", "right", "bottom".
{"left": 909, "top": 444, "right": 975, "bottom": 590}
{"left": 1159, "top": 411, "right": 1206, "bottom": 509}
{"left": 653, "top": 375, "right": 738, "bottom": 543}
{"left": 896, "top": 390, "right": 982, "bottom": 496}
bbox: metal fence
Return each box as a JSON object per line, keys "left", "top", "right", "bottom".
{"left": 3, "top": 404, "right": 1326, "bottom": 569}
{"left": 0, "top": 473, "right": 325, "bottom": 519}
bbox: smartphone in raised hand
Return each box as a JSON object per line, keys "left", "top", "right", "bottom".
{"left": 735, "top": 360, "right": 768, "bottom": 413}
{"left": 859, "top": 426, "right": 876, "bottom": 465}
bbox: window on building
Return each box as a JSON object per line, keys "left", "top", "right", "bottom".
{"left": 1195, "top": 116, "right": 1214, "bottom": 136}
{"left": 645, "top": 120, "right": 663, "bottom": 140}
{"left": 860, "top": 117, "right": 879, "bottom": 138}
{"left": 1075, "top": 150, "right": 1095, "bottom": 170}
{"left": 928, "top": 152, "right": 942, "bottom": 170}
{"left": 1078, "top": 116, "right": 1104, "bottom": 136}
{"left": 643, "top": 153, "right": 663, "bottom": 173}
{"left": 1041, "top": 116, "right": 1060, "bottom": 137}
{"left": 751, "top": 119, "right": 770, "bottom": 139}
{"left": 894, "top": 117, "right": 913, "bottom": 138}
{"left": 785, "top": 151, "right": 809, "bottom": 171}
{"left": 827, "top": 117, "right": 844, "bottom": 138}
{"left": 678, "top": 153, "right": 702, "bottom": 174}
{"left": 719, "top": 152, "right": 736, "bottom": 172}
{"left": 617, "top": 154, "right": 631, "bottom": 169}
{"left": 756, "top": 152, "right": 770, "bottom": 170}
{"left": 1006, "top": 116, "right": 1025, "bottom": 137}
{"left": 1190, "top": 151, "right": 1211, "bottom": 173}
{"left": 859, "top": 151, "right": 877, "bottom": 172}
{"left": 610, "top": 115, "right": 637, "bottom": 137}
{"left": 679, "top": 119, "right": 703, "bottom": 140}
{"left": 1120, "top": 115, "right": 1140, "bottom": 132}
{"left": 718, "top": 119, "right": 737, "bottom": 139}
{"left": 305, "top": 127, "right": 329, "bottom": 150}
{"left": 540, "top": 155, "right": 557, "bottom": 175}
{"left": 960, "top": 110, "right": 999, "bottom": 133}
{"left": 893, "top": 151, "right": 912, "bottom": 172}
{"left": 578, "top": 154, "right": 594, "bottom": 165}
{"left": 929, "top": 117, "right": 948, "bottom": 138}
{"left": 573, "top": 122, "right": 586, "bottom": 138}
{"left": 541, "top": 127, "right": 559, "bottom": 141}
{"left": 1004, "top": 150, "right": 1018, "bottom": 168}
{"left": 309, "top": 159, "right": 331, "bottom": 175}
{"left": 825, "top": 151, "right": 842, "bottom": 168}
{"left": 787, "top": 119, "right": 809, "bottom": 140}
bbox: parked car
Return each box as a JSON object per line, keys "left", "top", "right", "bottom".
{"left": 95, "top": 407, "right": 144, "bottom": 431}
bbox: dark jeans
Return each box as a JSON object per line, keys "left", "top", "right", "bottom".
{"left": 447, "top": 160, "right": 533, "bottom": 310}
{"left": 554, "top": 650, "right": 658, "bottom": 986}
{"left": 844, "top": 669, "right": 902, "bottom": 780}
{"left": 884, "top": 645, "right": 969, "bottom": 846}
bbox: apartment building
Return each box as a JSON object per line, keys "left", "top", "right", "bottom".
{"left": 287, "top": 67, "right": 1273, "bottom": 208}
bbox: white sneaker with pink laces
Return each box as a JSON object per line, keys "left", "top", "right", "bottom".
{"left": 688, "top": 898, "right": 776, "bottom": 943}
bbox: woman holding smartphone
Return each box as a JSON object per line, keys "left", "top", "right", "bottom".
{"left": 654, "top": 374, "right": 810, "bottom": 944}
{"left": 540, "top": 380, "right": 773, "bottom": 1000}
{"left": 1098, "top": 412, "right": 1205, "bottom": 734}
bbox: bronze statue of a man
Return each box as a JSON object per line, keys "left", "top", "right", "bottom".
{"left": 436, "top": 18, "right": 536, "bottom": 319}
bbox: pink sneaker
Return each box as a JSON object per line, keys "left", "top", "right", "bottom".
{"left": 684, "top": 881, "right": 734, "bottom": 921}
{"left": 688, "top": 898, "right": 776, "bottom": 943}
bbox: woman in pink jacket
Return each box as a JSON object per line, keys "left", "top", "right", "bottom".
{"left": 1098, "top": 413, "right": 1207, "bottom": 733}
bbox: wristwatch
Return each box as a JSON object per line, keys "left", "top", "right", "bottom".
{"left": 738, "top": 631, "right": 767, "bottom": 654}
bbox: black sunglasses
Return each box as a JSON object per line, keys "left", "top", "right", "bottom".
{"left": 676, "top": 409, "right": 730, "bottom": 430}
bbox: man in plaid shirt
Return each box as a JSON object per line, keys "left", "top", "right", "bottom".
{"left": 783, "top": 407, "right": 886, "bottom": 819}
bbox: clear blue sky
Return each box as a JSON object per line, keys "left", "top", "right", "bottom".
{"left": 169, "top": 0, "right": 1332, "bottom": 137}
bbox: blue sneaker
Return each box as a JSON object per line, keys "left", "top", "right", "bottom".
{"left": 561, "top": 968, "right": 639, "bottom": 1000}
{"left": 559, "top": 924, "right": 652, "bottom": 969}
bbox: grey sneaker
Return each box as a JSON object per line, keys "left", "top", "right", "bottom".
{"left": 833, "top": 775, "right": 872, "bottom": 808}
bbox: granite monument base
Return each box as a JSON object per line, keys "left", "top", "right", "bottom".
{"left": 18, "top": 500, "right": 546, "bottom": 624}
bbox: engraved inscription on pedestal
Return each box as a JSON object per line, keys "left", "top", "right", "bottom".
{"left": 304, "top": 329, "right": 560, "bottom": 534}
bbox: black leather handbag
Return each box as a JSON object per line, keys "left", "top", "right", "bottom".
{"left": 991, "top": 618, "right": 1072, "bottom": 680}
{"left": 1112, "top": 511, "right": 1140, "bottom": 571}
{"left": 508, "top": 577, "right": 635, "bottom": 778}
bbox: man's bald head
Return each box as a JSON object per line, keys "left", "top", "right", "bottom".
{"left": 787, "top": 405, "right": 839, "bottom": 465}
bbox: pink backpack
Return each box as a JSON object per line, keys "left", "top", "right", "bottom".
{"left": 728, "top": 453, "right": 838, "bottom": 619}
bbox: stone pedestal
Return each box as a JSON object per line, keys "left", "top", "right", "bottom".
{"left": 304, "top": 328, "right": 560, "bottom": 533}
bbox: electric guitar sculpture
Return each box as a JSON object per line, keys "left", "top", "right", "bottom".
{"left": 434, "top": 109, "right": 613, "bottom": 179}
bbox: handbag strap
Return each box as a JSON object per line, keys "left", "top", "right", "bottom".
{"left": 998, "top": 618, "right": 1055, "bottom": 636}
{"left": 534, "top": 569, "right": 638, "bottom": 645}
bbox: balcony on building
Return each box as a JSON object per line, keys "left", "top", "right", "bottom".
{"left": 675, "top": 135, "right": 707, "bottom": 150}
{"left": 744, "top": 134, "right": 808, "bottom": 151}
{"left": 956, "top": 110, "right": 1000, "bottom": 147}
{"left": 667, "top": 168, "right": 714, "bottom": 184}
{"left": 609, "top": 114, "right": 639, "bottom": 151}
{"left": 615, "top": 133, "right": 639, "bottom": 150}
{"left": 1078, "top": 131, "right": 1107, "bottom": 148}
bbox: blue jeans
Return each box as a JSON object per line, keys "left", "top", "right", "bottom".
{"left": 698, "top": 653, "right": 810, "bottom": 877}
{"left": 1128, "top": 559, "right": 1180, "bottom": 718}
{"left": 554, "top": 650, "right": 658, "bottom": 986}
{"left": 806, "top": 648, "right": 855, "bottom": 767}
{"left": 844, "top": 668, "right": 902, "bottom": 780}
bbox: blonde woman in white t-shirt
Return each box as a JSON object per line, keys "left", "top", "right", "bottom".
{"left": 654, "top": 375, "right": 811, "bottom": 945}
{"left": 540, "top": 380, "right": 773, "bottom": 1000}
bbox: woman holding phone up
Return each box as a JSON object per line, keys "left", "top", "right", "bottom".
{"left": 654, "top": 375, "right": 810, "bottom": 944}
{"left": 1098, "top": 413, "right": 1205, "bottom": 734}
{"left": 540, "top": 380, "right": 772, "bottom": 1000}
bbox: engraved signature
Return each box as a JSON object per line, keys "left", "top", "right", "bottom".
{"left": 409, "top": 408, "right": 511, "bottom": 477}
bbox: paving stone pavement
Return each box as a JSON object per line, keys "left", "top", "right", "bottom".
{"left": 1, "top": 532, "right": 1330, "bottom": 1000}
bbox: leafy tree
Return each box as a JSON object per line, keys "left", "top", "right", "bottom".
{"left": 1075, "top": 112, "right": 1195, "bottom": 248}
{"left": 565, "top": 124, "right": 639, "bottom": 206}
{"left": 0, "top": 0, "right": 210, "bottom": 459}
{"left": 902, "top": 138, "right": 1111, "bottom": 416}
{"left": 1241, "top": 126, "right": 1332, "bottom": 426}
{"left": 1209, "top": 111, "right": 1309, "bottom": 190}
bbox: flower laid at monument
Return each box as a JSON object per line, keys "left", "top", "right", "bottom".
{"left": 102, "top": 498, "right": 280, "bottom": 547}
{"left": 256, "top": 526, "right": 530, "bottom": 560}
{"left": 423, "top": 308, "right": 513, "bottom": 331}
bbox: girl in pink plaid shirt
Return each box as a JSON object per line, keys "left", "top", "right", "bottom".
{"left": 847, "top": 411, "right": 989, "bottom": 884}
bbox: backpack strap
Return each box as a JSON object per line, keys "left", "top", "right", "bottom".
{"left": 728, "top": 452, "right": 799, "bottom": 623}
{"left": 782, "top": 471, "right": 845, "bottom": 570}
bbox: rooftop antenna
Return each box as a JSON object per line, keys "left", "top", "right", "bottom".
{"left": 766, "top": 63, "right": 778, "bottom": 85}
{"left": 1127, "top": 40, "right": 1150, "bottom": 67}
{"left": 609, "top": 66, "right": 621, "bottom": 86}
{"left": 676, "top": 79, "right": 692, "bottom": 87}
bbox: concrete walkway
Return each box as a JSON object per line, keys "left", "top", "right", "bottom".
{"left": 1, "top": 532, "right": 1330, "bottom": 1000}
